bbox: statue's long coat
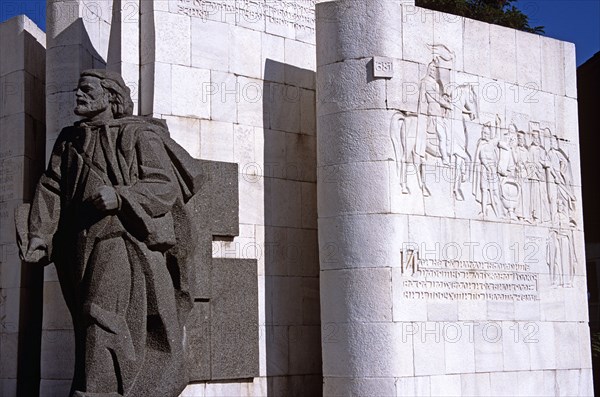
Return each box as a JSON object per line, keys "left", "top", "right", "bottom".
{"left": 29, "top": 116, "right": 201, "bottom": 397}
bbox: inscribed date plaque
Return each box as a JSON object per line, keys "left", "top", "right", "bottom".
{"left": 372, "top": 57, "right": 394, "bottom": 79}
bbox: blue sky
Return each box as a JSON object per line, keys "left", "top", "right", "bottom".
{"left": 516, "top": 0, "right": 600, "bottom": 65}
{"left": 0, "top": 0, "right": 598, "bottom": 65}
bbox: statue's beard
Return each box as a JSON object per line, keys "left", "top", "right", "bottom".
{"left": 75, "top": 98, "right": 110, "bottom": 118}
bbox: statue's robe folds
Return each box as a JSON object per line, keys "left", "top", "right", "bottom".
{"left": 29, "top": 117, "right": 202, "bottom": 397}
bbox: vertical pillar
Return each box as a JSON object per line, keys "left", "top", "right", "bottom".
{"left": 0, "top": 15, "right": 46, "bottom": 397}
{"left": 106, "top": 0, "right": 141, "bottom": 114}
{"left": 316, "top": 1, "right": 410, "bottom": 394}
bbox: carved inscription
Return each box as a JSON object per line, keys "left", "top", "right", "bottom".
{"left": 170, "top": 0, "right": 316, "bottom": 32}
{"left": 0, "top": 164, "right": 16, "bottom": 202}
{"left": 373, "top": 57, "right": 394, "bottom": 79}
{"left": 0, "top": 203, "right": 9, "bottom": 220}
{"left": 402, "top": 258, "right": 539, "bottom": 301}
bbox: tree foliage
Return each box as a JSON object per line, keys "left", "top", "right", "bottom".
{"left": 415, "top": 0, "right": 545, "bottom": 34}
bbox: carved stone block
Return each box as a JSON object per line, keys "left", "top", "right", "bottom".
{"left": 186, "top": 302, "right": 211, "bottom": 382}
{"left": 372, "top": 57, "right": 394, "bottom": 79}
{"left": 189, "top": 160, "right": 239, "bottom": 238}
{"left": 210, "top": 258, "right": 259, "bottom": 380}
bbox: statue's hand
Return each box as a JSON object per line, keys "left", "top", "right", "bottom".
{"left": 24, "top": 237, "right": 47, "bottom": 263}
{"left": 88, "top": 186, "right": 119, "bottom": 212}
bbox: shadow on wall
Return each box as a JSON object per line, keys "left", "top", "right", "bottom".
{"left": 263, "top": 59, "right": 323, "bottom": 396}
{"left": 578, "top": 52, "right": 600, "bottom": 396}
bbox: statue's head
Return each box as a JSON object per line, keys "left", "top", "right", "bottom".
{"left": 75, "top": 69, "right": 134, "bottom": 120}
{"left": 531, "top": 131, "right": 540, "bottom": 146}
{"left": 517, "top": 131, "right": 526, "bottom": 146}
{"left": 426, "top": 61, "right": 437, "bottom": 78}
{"left": 481, "top": 123, "right": 492, "bottom": 140}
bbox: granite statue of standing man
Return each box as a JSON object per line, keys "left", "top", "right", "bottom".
{"left": 16, "top": 70, "right": 204, "bottom": 397}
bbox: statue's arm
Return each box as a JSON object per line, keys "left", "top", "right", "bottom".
{"left": 25, "top": 134, "right": 67, "bottom": 261}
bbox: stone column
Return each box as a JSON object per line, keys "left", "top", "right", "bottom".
{"left": 106, "top": 0, "right": 141, "bottom": 114}
{"left": 45, "top": 0, "right": 113, "bottom": 151}
{"left": 0, "top": 15, "right": 46, "bottom": 396}
{"left": 316, "top": 1, "right": 411, "bottom": 395}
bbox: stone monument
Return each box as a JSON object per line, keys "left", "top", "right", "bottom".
{"left": 316, "top": 0, "right": 592, "bottom": 395}
{"left": 0, "top": 0, "right": 594, "bottom": 395}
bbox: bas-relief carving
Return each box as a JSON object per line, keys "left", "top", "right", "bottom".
{"left": 391, "top": 44, "right": 479, "bottom": 200}
{"left": 391, "top": 44, "right": 580, "bottom": 293}
{"left": 546, "top": 199, "right": 577, "bottom": 288}
{"left": 400, "top": 249, "right": 539, "bottom": 302}
{"left": 170, "top": 0, "right": 316, "bottom": 32}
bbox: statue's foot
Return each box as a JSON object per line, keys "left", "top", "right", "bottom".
{"left": 422, "top": 186, "right": 431, "bottom": 197}
{"left": 401, "top": 185, "right": 410, "bottom": 195}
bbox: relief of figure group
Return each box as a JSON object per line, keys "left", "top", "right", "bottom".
{"left": 390, "top": 44, "right": 578, "bottom": 288}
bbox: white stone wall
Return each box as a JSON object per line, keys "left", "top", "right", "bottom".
{"left": 138, "top": 0, "right": 322, "bottom": 395}
{"left": 316, "top": 1, "right": 591, "bottom": 395}
{"left": 0, "top": 15, "right": 46, "bottom": 396}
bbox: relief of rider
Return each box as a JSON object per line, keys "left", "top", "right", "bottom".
{"left": 419, "top": 57, "right": 453, "bottom": 166}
